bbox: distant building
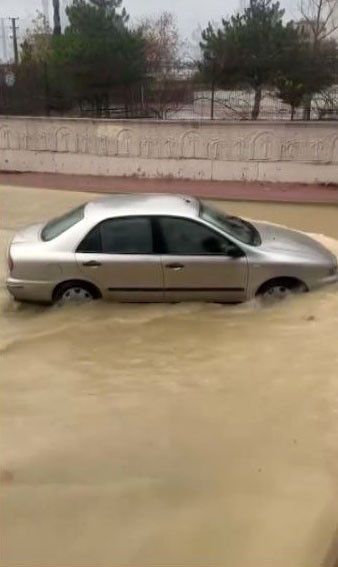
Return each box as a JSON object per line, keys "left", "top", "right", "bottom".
{"left": 294, "top": 19, "right": 327, "bottom": 42}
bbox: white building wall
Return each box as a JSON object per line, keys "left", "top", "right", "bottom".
{"left": 1, "top": 116, "right": 338, "bottom": 184}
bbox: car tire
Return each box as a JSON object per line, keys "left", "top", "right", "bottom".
{"left": 53, "top": 281, "right": 100, "bottom": 305}
{"left": 257, "top": 278, "right": 307, "bottom": 303}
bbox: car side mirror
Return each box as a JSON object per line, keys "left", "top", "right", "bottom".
{"left": 203, "top": 237, "right": 244, "bottom": 257}
{"left": 227, "top": 244, "right": 244, "bottom": 258}
{"left": 203, "top": 236, "right": 224, "bottom": 254}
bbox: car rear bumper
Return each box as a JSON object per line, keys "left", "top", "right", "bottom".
{"left": 6, "top": 278, "right": 54, "bottom": 303}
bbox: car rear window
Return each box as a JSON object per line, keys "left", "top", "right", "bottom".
{"left": 41, "top": 206, "right": 85, "bottom": 242}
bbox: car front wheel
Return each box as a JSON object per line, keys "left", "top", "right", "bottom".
{"left": 257, "top": 278, "right": 307, "bottom": 303}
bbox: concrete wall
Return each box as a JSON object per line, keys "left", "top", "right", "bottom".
{"left": 1, "top": 116, "right": 338, "bottom": 184}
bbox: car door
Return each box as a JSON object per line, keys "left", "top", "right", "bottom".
{"left": 157, "top": 216, "right": 248, "bottom": 303}
{"left": 75, "top": 216, "right": 164, "bottom": 302}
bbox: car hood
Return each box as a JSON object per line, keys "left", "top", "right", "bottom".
{"left": 11, "top": 222, "right": 44, "bottom": 244}
{"left": 252, "top": 221, "right": 336, "bottom": 262}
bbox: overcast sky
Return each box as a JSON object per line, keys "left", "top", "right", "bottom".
{"left": 0, "top": 0, "right": 296, "bottom": 42}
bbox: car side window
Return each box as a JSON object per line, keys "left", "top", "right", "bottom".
{"left": 158, "top": 217, "right": 239, "bottom": 255}
{"left": 77, "top": 217, "right": 153, "bottom": 254}
{"left": 77, "top": 224, "right": 101, "bottom": 253}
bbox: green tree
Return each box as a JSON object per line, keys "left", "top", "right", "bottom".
{"left": 87, "top": 0, "right": 128, "bottom": 21}
{"left": 67, "top": 0, "right": 128, "bottom": 32}
{"left": 200, "top": 0, "right": 301, "bottom": 119}
{"left": 275, "top": 37, "right": 338, "bottom": 119}
{"left": 51, "top": 0, "right": 146, "bottom": 116}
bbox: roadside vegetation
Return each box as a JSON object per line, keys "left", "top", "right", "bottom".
{"left": 1, "top": 0, "right": 337, "bottom": 120}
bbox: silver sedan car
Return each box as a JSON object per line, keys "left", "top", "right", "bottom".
{"left": 6, "top": 193, "right": 338, "bottom": 305}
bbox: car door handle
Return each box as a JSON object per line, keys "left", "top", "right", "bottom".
{"left": 82, "top": 260, "right": 101, "bottom": 267}
{"left": 165, "top": 263, "right": 185, "bottom": 270}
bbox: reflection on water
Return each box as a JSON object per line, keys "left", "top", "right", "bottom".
{"left": 1, "top": 186, "right": 338, "bottom": 567}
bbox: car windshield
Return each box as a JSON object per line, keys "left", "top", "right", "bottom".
{"left": 200, "top": 203, "right": 261, "bottom": 246}
{"left": 41, "top": 205, "right": 85, "bottom": 241}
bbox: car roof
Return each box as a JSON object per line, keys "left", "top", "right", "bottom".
{"left": 85, "top": 193, "right": 201, "bottom": 221}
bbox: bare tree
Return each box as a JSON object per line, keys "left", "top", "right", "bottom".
{"left": 299, "top": 0, "right": 338, "bottom": 43}
{"left": 21, "top": 11, "right": 52, "bottom": 63}
{"left": 297, "top": 0, "right": 338, "bottom": 118}
{"left": 138, "top": 11, "right": 180, "bottom": 74}
{"left": 182, "top": 25, "right": 203, "bottom": 64}
{"left": 136, "top": 12, "right": 194, "bottom": 119}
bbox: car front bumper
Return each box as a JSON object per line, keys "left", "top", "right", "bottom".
{"left": 312, "top": 273, "right": 338, "bottom": 290}
{"left": 6, "top": 278, "right": 54, "bottom": 303}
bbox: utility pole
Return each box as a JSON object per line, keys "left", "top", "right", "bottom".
{"left": 53, "top": 0, "right": 61, "bottom": 35}
{"left": 10, "top": 17, "right": 19, "bottom": 66}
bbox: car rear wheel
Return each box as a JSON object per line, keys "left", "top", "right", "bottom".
{"left": 53, "top": 281, "right": 99, "bottom": 305}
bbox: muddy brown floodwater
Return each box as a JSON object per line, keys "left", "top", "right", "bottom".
{"left": 1, "top": 185, "right": 338, "bottom": 567}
